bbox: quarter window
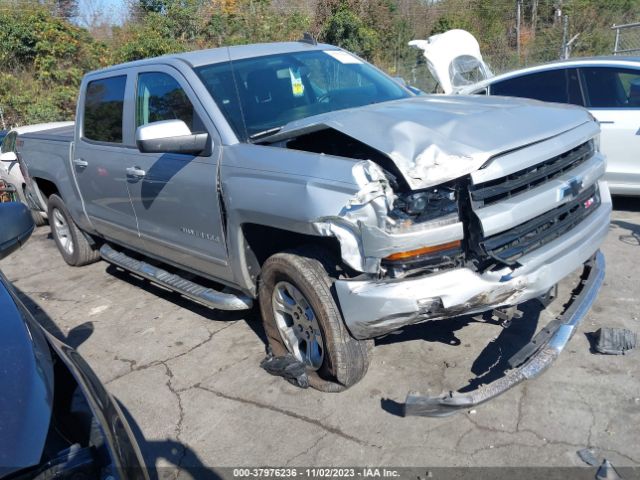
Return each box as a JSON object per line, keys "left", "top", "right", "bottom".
{"left": 83, "top": 76, "right": 127, "bottom": 143}
{"left": 580, "top": 67, "right": 640, "bottom": 108}
{"left": 136, "top": 72, "right": 197, "bottom": 130}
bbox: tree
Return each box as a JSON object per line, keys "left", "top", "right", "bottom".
{"left": 55, "top": 0, "right": 78, "bottom": 20}
{"left": 321, "top": 5, "right": 378, "bottom": 60}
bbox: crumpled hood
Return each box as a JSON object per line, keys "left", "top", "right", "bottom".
{"left": 269, "top": 95, "right": 593, "bottom": 190}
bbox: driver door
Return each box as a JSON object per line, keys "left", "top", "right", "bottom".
{"left": 124, "top": 66, "right": 231, "bottom": 281}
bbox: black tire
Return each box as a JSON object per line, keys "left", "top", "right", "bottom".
{"left": 259, "top": 246, "right": 372, "bottom": 392}
{"left": 48, "top": 194, "right": 100, "bottom": 266}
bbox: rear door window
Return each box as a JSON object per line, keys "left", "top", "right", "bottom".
{"left": 83, "top": 76, "right": 127, "bottom": 143}
{"left": 136, "top": 72, "right": 203, "bottom": 131}
{"left": 490, "top": 69, "right": 573, "bottom": 104}
{"left": 579, "top": 67, "right": 640, "bottom": 108}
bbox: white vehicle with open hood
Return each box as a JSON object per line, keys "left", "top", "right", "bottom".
{"left": 19, "top": 41, "right": 609, "bottom": 416}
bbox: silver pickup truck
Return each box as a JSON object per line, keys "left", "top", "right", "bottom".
{"left": 20, "top": 40, "right": 610, "bottom": 415}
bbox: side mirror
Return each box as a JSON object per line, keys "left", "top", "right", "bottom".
{"left": 135, "top": 120, "right": 209, "bottom": 156}
{"left": 0, "top": 152, "right": 17, "bottom": 162}
{"left": 0, "top": 202, "right": 35, "bottom": 261}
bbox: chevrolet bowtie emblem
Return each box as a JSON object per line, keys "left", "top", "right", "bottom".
{"left": 561, "top": 178, "right": 583, "bottom": 199}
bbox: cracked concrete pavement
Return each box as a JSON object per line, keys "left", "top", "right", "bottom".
{"left": 1, "top": 198, "right": 639, "bottom": 476}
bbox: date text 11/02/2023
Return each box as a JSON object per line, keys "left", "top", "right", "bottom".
{"left": 232, "top": 468, "right": 401, "bottom": 478}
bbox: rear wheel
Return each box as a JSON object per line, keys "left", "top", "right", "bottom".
{"left": 48, "top": 194, "right": 100, "bottom": 266}
{"left": 259, "top": 246, "right": 372, "bottom": 392}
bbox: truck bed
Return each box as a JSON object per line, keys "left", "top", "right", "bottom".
{"left": 20, "top": 123, "right": 75, "bottom": 143}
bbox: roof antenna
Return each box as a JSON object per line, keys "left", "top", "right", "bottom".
{"left": 299, "top": 32, "right": 318, "bottom": 46}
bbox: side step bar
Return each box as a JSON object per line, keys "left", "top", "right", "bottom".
{"left": 100, "top": 244, "right": 253, "bottom": 311}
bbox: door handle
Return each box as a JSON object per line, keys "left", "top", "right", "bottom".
{"left": 126, "top": 166, "right": 146, "bottom": 177}
{"left": 73, "top": 158, "right": 88, "bottom": 167}
{"left": 598, "top": 121, "right": 615, "bottom": 124}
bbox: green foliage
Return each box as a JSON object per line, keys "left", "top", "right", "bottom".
{"left": 1, "top": 0, "right": 638, "bottom": 127}
{"left": 321, "top": 5, "right": 379, "bottom": 60}
{"left": 0, "top": 3, "right": 104, "bottom": 127}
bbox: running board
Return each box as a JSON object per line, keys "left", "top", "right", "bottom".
{"left": 100, "top": 244, "right": 253, "bottom": 311}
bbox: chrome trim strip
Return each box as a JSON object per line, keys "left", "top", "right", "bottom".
{"left": 404, "top": 251, "right": 605, "bottom": 417}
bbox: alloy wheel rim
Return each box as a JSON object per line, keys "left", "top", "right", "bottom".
{"left": 271, "top": 281, "right": 324, "bottom": 370}
{"left": 53, "top": 208, "right": 74, "bottom": 255}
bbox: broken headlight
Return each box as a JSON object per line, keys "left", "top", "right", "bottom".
{"left": 389, "top": 184, "right": 459, "bottom": 225}
{"left": 384, "top": 183, "right": 463, "bottom": 278}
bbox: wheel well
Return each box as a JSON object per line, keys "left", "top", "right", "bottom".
{"left": 242, "top": 223, "right": 342, "bottom": 269}
{"left": 33, "top": 177, "right": 59, "bottom": 200}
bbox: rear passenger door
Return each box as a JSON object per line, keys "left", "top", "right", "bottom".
{"left": 73, "top": 73, "right": 142, "bottom": 248}
{"left": 124, "top": 66, "right": 231, "bottom": 281}
{"left": 579, "top": 66, "right": 640, "bottom": 194}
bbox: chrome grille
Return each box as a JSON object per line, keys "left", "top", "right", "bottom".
{"left": 470, "top": 140, "right": 594, "bottom": 207}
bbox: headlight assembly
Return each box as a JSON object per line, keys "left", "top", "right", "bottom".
{"left": 388, "top": 183, "right": 459, "bottom": 226}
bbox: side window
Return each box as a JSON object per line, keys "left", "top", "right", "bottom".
{"left": 580, "top": 67, "right": 640, "bottom": 108}
{"left": 566, "top": 68, "right": 584, "bottom": 106}
{"left": 491, "top": 69, "right": 569, "bottom": 104}
{"left": 136, "top": 72, "right": 199, "bottom": 131}
{"left": 83, "top": 76, "right": 127, "bottom": 143}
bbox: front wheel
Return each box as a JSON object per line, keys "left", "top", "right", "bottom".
{"left": 48, "top": 194, "right": 100, "bottom": 266}
{"left": 259, "top": 247, "right": 372, "bottom": 392}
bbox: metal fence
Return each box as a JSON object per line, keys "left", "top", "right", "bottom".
{"left": 613, "top": 22, "right": 640, "bottom": 55}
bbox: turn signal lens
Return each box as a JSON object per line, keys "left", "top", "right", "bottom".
{"left": 384, "top": 240, "right": 462, "bottom": 261}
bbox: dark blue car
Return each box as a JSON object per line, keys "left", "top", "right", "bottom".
{"left": 0, "top": 202, "right": 147, "bottom": 479}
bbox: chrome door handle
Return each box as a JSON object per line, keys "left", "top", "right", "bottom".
{"left": 73, "top": 158, "right": 88, "bottom": 167}
{"left": 126, "top": 166, "right": 146, "bottom": 177}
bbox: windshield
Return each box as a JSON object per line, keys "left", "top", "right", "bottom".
{"left": 195, "top": 50, "right": 411, "bottom": 141}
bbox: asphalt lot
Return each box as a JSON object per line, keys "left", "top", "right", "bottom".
{"left": 1, "top": 198, "right": 639, "bottom": 478}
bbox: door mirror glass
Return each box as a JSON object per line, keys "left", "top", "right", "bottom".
{"left": 135, "top": 120, "right": 209, "bottom": 155}
{"left": 0, "top": 152, "right": 17, "bottom": 162}
{"left": 0, "top": 202, "right": 35, "bottom": 261}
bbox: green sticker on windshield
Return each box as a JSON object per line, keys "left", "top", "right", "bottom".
{"left": 289, "top": 68, "right": 305, "bottom": 97}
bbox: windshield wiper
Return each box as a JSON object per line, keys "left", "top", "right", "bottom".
{"left": 249, "top": 127, "right": 283, "bottom": 142}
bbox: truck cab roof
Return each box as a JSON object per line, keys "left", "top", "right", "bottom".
{"left": 87, "top": 41, "right": 341, "bottom": 77}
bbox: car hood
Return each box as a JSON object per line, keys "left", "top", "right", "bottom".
{"left": 265, "top": 95, "right": 593, "bottom": 190}
{"left": 0, "top": 272, "right": 54, "bottom": 477}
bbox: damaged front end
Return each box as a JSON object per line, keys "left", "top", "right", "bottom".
{"left": 404, "top": 251, "right": 605, "bottom": 417}
{"left": 253, "top": 103, "right": 609, "bottom": 344}
{"left": 311, "top": 158, "right": 466, "bottom": 277}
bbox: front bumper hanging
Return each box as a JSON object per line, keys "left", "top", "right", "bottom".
{"left": 404, "top": 250, "right": 605, "bottom": 417}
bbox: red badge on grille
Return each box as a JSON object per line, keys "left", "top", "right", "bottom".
{"left": 584, "top": 197, "right": 595, "bottom": 209}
